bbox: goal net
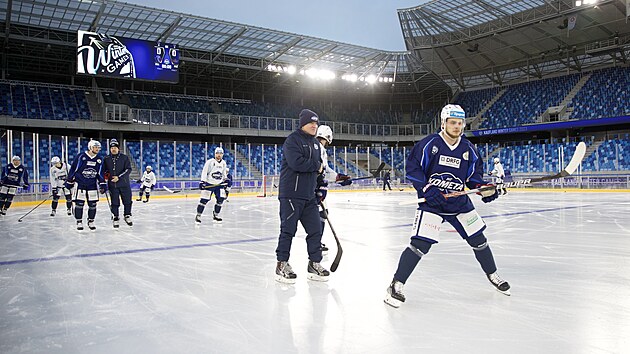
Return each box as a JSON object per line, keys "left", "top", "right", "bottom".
{"left": 258, "top": 175, "right": 280, "bottom": 197}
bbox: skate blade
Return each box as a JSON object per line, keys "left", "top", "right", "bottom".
{"left": 384, "top": 295, "right": 402, "bottom": 308}
{"left": 306, "top": 273, "right": 329, "bottom": 282}
{"left": 274, "top": 274, "right": 296, "bottom": 284}
{"left": 495, "top": 288, "right": 511, "bottom": 296}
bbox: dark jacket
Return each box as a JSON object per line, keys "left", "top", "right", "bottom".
{"left": 103, "top": 153, "right": 132, "bottom": 188}
{"left": 278, "top": 129, "right": 322, "bottom": 200}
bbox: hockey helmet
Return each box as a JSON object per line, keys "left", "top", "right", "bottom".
{"left": 146, "top": 165, "right": 152, "bottom": 171}
{"left": 11, "top": 155, "right": 20, "bottom": 162}
{"left": 440, "top": 104, "right": 466, "bottom": 131}
{"left": 51, "top": 156, "right": 61, "bottom": 165}
{"left": 215, "top": 147, "right": 224, "bottom": 155}
{"left": 316, "top": 125, "right": 333, "bottom": 144}
{"left": 88, "top": 140, "right": 102, "bottom": 150}
{"left": 494, "top": 157, "right": 500, "bottom": 164}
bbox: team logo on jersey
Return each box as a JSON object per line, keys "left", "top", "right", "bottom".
{"left": 82, "top": 168, "right": 98, "bottom": 179}
{"left": 97, "top": 159, "right": 102, "bottom": 164}
{"left": 314, "top": 144, "right": 319, "bottom": 150}
{"left": 431, "top": 146, "right": 438, "bottom": 155}
{"left": 427, "top": 172, "right": 464, "bottom": 192}
{"left": 438, "top": 155, "right": 461, "bottom": 169}
{"left": 462, "top": 151, "right": 469, "bottom": 161}
{"left": 211, "top": 171, "right": 223, "bottom": 180}
{"left": 10, "top": 169, "right": 18, "bottom": 173}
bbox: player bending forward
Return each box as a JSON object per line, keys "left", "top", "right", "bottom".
{"left": 195, "top": 147, "right": 228, "bottom": 224}
{"left": 49, "top": 156, "right": 73, "bottom": 216}
{"left": 384, "top": 104, "right": 509, "bottom": 309}
{"left": 0, "top": 156, "right": 29, "bottom": 215}
{"left": 137, "top": 165, "right": 157, "bottom": 203}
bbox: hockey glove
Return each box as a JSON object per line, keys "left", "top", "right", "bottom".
{"left": 476, "top": 184, "right": 499, "bottom": 203}
{"left": 199, "top": 181, "right": 211, "bottom": 190}
{"left": 22, "top": 183, "right": 30, "bottom": 190}
{"left": 98, "top": 182, "right": 107, "bottom": 194}
{"left": 336, "top": 173, "right": 352, "bottom": 186}
{"left": 51, "top": 187, "right": 59, "bottom": 197}
{"left": 316, "top": 186, "right": 328, "bottom": 203}
{"left": 150, "top": 184, "right": 155, "bottom": 191}
{"left": 136, "top": 179, "right": 142, "bottom": 183}
{"left": 420, "top": 185, "right": 447, "bottom": 208}
{"left": 64, "top": 181, "right": 75, "bottom": 190}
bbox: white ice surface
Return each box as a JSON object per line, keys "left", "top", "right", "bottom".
{"left": 1, "top": 191, "right": 629, "bottom": 354}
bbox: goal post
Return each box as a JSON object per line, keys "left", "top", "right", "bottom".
{"left": 258, "top": 175, "right": 280, "bottom": 197}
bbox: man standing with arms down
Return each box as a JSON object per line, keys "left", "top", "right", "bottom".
{"left": 103, "top": 139, "right": 134, "bottom": 228}
{"left": 275, "top": 109, "right": 329, "bottom": 284}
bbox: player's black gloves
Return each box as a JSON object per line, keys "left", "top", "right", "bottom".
{"left": 420, "top": 184, "right": 447, "bottom": 208}
{"left": 476, "top": 183, "right": 499, "bottom": 203}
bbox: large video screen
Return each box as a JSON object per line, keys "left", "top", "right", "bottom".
{"left": 77, "top": 30, "right": 179, "bottom": 83}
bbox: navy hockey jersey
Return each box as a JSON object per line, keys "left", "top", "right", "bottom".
{"left": 1, "top": 163, "right": 29, "bottom": 187}
{"left": 406, "top": 133, "right": 487, "bottom": 214}
{"left": 68, "top": 152, "right": 105, "bottom": 190}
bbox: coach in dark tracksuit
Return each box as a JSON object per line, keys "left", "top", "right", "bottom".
{"left": 274, "top": 109, "right": 330, "bottom": 283}
{"left": 103, "top": 139, "right": 133, "bottom": 227}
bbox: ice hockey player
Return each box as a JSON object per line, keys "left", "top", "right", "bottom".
{"left": 103, "top": 139, "right": 134, "bottom": 228}
{"left": 67, "top": 140, "right": 106, "bottom": 231}
{"left": 0, "top": 156, "right": 29, "bottom": 215}
{"left": 384, "top": 104, "right": 509, "bottom": 308}
{"left": 49, "top": 156, "right": 73, "bottom": 216}
{"left": 490, "top": 157, "right": 507, "bottom": 195}
{"left": 195, "top": 146, "right": 228, "bottom": 224}
{"left": 314, "top": 124, "right": 351, "bottom": 254}
{"left": 137, "top": 165, "right": 156, "bottom": 203}
{"left": 274, "top": 109, "right": 329, "bottom": 284}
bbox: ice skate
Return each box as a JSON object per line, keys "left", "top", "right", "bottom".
{"left": 66, "top": 208, "right": 72, "bottom": 216}
{"left": 76, "top": 220, "right": 84, "bottom": 231}
{"left": 384, "top": 279, "right": 406, "bottom": 308}
{"left": 136, "top": 197, "right": 142, "bottom": 202}
{"left": 0, "top": 208, "right": 6, "bottom": 216}
{"left": 307, "top": 261, "right": 329, "bottom": 282}
{"left": 112, "top": 217, "right": 120, "bottom": 229}
{"left": 275, "top": 261, "right": 297, "bottom": 284}
{"left": 124, "top": 215, "right": 133, "bottom": 226}
{"left": 212, "top": 211, "right": 222, "bottom": 223}
{"left": 195, "top": 214, "right": 202, "bottom": 224}
{"left": 143, "top": 199, "right": 148, "bottom": 203}
{"left": 487, "top": 272, "right": 511, "bottom": 296}
{"left": 87, "top": 219, "right": 96, "bottom": 230}
{"left": 50, "top": 209, "right": 56, "bottom": 217}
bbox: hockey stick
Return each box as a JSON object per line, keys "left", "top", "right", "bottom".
{"left": 18, "top": 196, "right": 50, "bottom": 222}
{"left": 319, "top": 201, "right": 343, "bottom": 272}
{"left": 200, "top": 182, "right": 228, "bottom": 190}
{"left": 350, "top": 162, "right": 386, "bottom": 181}
{"left": 399, "top": 142, "right": 586, "bottom": 206}
{"left": 163, "top": 186, "right": 181, "bottom": 194}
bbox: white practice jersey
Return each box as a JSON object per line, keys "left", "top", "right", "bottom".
{"left": 201, "top": 158, "right": 227, "bottom": 185}
{"left": 491, "top": 162, "right": 505, "bottom": 179}
{"left": 140, "top": 171, "right": 157, "bottom": 187}
{"left": 49, "top": 163, "right": 70, "bottom": 188}
{"left": 319, "top": 143, "right": 337, "bottom": 182}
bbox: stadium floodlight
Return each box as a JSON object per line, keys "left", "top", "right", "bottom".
{"left": 287, "top": 65, "right": 296, "bottom": 75}
{"left": 366, "top": 75, "right": 377, "bottom": 84}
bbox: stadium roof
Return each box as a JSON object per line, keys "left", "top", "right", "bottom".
{"left": 398, "top": 0, "right": 630, "bottom": 90}
{"left": 0, "top": 0, "right": 428, "bottom": 79}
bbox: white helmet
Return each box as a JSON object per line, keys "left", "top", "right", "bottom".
{"left": 51, "top": 156, "right": 61, "bottom": 165}
{"left": 88, "top": 140, "right": 102, "bottom": 150}
{"left": 494, "top": 157, "right": 500, "bottom": 164}
{"left": 215, "top": 147, "right": 224, "bottom": 155}
{"left": 316, "top": 125, "right": 333, "bottom": 144}
{"left": 12, "top": 155, "right": 21, "bottom": 162}
{"left": 440, "top": 104, "right": 466, "bottom": 131}
{"left": 146, "top": 165, "right": 152, "bottom": 171}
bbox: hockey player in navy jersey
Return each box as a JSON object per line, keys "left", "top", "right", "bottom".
{"left": 0, "top": 156, "right": 30, "bottom": 215}
{"left": 67, "top": 140, "right": 106, "bottom": 231}
{"left": 384, "top": 104, "right": 509, "bottom": 308}
{"left": 195, "top": 147, "right": 228, "bottom": 224}
{"left": 49, "top": 156, "right": 73, "bottom": 216}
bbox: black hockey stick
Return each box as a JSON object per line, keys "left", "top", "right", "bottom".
{"left": 18, "top": 196, "right": 50, "bottom": 222}
{"left": 400, "top": 142, "right": 586, "bottom": 205}
{"left": 350, "top": 162, "right": 386, "bottom": 181}
{"left": 319, "top": 202, "right": 342, "bottom": 272}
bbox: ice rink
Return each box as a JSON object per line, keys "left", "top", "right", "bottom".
{"left": 1, "top": 190, "right": 629, "bottom": 354}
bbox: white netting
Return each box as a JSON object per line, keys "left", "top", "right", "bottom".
{"left": 258, "top": 175, "right": 280, "bottom": 197}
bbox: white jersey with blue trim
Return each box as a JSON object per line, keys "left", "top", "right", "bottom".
{"left": 406, "top": 132, "right": 486, "bottom": 214}
{"left": 201, "top": 158, "right": 227, "bottom": 185}
{"left": 491, "top": 162, "right": 505, "bottom": 179}
{"left": 140, "top": 171, "right": 157, "bottom": 187}
{"left": 319, "top": 143, "right": 337, "bottom": 182}
{"left": 49, "top": 163, "right": 70, "bottom": 188}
